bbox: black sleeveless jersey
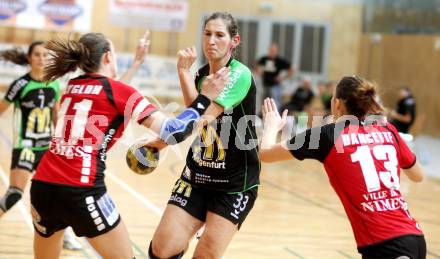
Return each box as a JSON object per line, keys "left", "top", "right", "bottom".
{"left": 184, "top": 59, "right": 260, "bottom": 193}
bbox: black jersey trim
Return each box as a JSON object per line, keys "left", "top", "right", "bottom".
{"left": 98, "top": 78, "right": 117, "bottom": 109}
{"left": 95, "top": 114, "right": 125, "bottom": 187}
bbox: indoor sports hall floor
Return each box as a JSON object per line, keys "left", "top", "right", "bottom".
{"left": 0, "top": 110, "right": 439, "bottom": 259}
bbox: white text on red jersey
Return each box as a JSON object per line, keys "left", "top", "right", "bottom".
{"left": 67, "top": 84, "right": 103, "bottom": 95}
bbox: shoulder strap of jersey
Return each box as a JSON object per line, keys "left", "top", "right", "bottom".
{"left": 97, "top": 77, "right": 117, "bottom": 109}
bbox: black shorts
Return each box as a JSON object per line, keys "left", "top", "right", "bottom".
{"left": 167, "top": 178, "right": 257, "bottom": 229}
{"left": 359, "top": 234, "right": 426, "bottom": 259}
{"left": 11, "top": 148, "right": 46, "bottom": 172}
{"left": 30, "top": 180, "right": 121, "bottom": 238}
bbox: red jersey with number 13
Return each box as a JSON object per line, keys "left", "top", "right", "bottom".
{"left": 287, "top": 121, "right": 422, "bottom": 248}
{"left": 34, "top": 74, "right": 156, "bottom": 188}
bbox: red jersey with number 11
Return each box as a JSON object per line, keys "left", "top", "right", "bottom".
{"left": 34, "top": 74, "right": 156, "bottom": 188}
{"left": 287, "top": 120, "right": 422, "bottom": 248}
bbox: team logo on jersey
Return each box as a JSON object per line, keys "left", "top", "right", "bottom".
{"left": 192, "top": 126, "right": 226, "bottom": 169}
{"left": 38, "top": 0, "right": 83, "bottom": 26}
{"left": 0, "top": 1, "right": 26, "bottom": 20}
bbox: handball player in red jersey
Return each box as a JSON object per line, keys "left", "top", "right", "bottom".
{"left": 30, "top": 32, "right": 229, "bottom": 259}
{"left": 260, "top": 76, "right": 426, "bottom": 259}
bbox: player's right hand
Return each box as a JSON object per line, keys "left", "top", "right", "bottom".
{"left": 262, "top": 98, "right": 288, "bottom": 132}
{"left": 200, "top": 67, "right": 230, "bottom": 100}
{"left": 177, "top": 46, "right": 197, "bottom": 71}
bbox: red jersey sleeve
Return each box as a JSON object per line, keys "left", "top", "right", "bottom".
{"left": 110, "top": 79, "right": 157, "bottom": 124}
{"left": 387, "top": 123, "right": 416, "bottom": 169}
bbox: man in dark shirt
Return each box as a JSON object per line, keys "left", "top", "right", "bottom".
{"left": 256, "top": 43, "right": 294, "bottom": 110}
{"left": 390, "top": 86, "right": 416, "bottom": 133}
{"left": 283, "top": 77, "right": 315, "bottom": 113}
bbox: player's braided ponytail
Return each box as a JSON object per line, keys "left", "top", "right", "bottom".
{"left": 336, "top": 76, "right": 384, "bottom": 120}
{"left": 43, "top": 33, "right": 111, "bottom": 82}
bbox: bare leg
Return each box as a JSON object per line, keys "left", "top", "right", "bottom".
{"left": 86, "top": 220, "right": 134, "bottom": 259}
{"left": 151, "top": 204, "right": 204, "bottom": 258}
{"left": 34, "top": 229, "right": 64, "bottom": 259}
{"left": 193, "top": 212, "right": 238, "bottom": 259}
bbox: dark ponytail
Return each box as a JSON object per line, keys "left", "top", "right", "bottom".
{"left": 43, "top": 33, "right": 111, "bottom": 82}
{"left": 335, "top": 76, "right": 384, "bottom": 120}
{"left": 0, "top": 41, "right": 44, "bottom": 66}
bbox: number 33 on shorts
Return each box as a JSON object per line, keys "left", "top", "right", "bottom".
{"left": 230, "top": 193, "right": 249, "bottom": 220}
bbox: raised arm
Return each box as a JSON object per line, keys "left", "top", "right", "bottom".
{"left": 142, "top": 67, "right": 230, "bottom": 146}
{"left": 176, "top": 46, "right": 198, "bottom": 106}
{"left": 119, "top": 30, "right": 150, "bottom": 84}
{"left": 260, "top": 98, "right": 293, "bottom": 162}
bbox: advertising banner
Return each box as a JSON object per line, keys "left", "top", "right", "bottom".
{"left": 109, "top": 0, "right": 189, "bottom": 32}
{"left": 0, "top": 0, "right": 93, "bottom": 32}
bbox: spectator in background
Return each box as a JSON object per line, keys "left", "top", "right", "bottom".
{"left": 319, "top": 81, "right": 334, "bottom": 114}
{"left": 282, "top": 76, "right": 314, "bottom": 113}
{"left": 390, "top": 86, "right": 416, "bottom": 133}
{"left": 256, "top": 43, "right": 294, "bottom": 110}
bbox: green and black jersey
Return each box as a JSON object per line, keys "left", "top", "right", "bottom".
{"left": 184, "top": 59, "right": 260, "bottom": 193}
{"left": 4, "top": 74, "right": 60, "bottom": 150}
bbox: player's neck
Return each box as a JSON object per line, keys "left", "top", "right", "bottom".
{"left": 96, "top": 67, "right": 113, "bottom": 79}
{"left": 29, "top": 70, "right": 44, "bottom": 81}
{"left": 209, "top": 54, "right": 231, "bottom": 74}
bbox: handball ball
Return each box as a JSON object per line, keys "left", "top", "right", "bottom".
{"left": 126, "top": 144, "right": 159, "bottom": 175}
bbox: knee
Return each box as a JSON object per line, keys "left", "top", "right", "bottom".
{"left": 192, "top": 236, "right": 218, "bottom": 259}
{"left": 149, "top": 241, "right": 184, "bottom": 259}
{"left": 0, "top": 187, "right": 23, "bottom": 212}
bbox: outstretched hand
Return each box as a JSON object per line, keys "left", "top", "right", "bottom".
{"left": 133, "top": 30, "right": 151, "bottom": 65}
{"left": 262, "top": 98, "right": 288, "bottom": 132}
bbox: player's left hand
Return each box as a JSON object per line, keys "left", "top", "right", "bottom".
{"left": 133, "top": 30, "right": 151, "bottom": 65}
{"left": 262, "top": 98, "right": 288, "bottom": 132}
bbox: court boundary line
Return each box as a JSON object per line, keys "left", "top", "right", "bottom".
{"left": 106, "top": 170, "right": 162, "bottom": 216}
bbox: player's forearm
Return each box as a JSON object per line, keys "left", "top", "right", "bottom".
{"left": 119, "top": 61, "right": 142, "bottom": 84}
{"left": 261, "top": 127, "right": 278, "bottom": 149}
{"left": 404, "top": 161, "right": 424, "bottom": 182}
{"left": 178, "top": 69, "right": 198, "bottom": 106}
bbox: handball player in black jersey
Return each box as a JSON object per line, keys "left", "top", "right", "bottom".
{"left": 30, "top": 31, "right": 228, "bottom": 259}
{"left": 148, "top": 12, "right": 260, "bottom": 259}
{"left": 0, "top": 42, "right": 60, "bottom": 218}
